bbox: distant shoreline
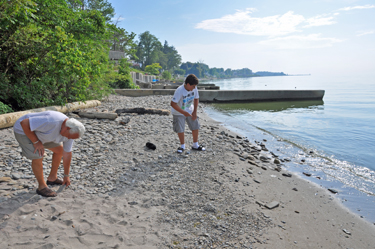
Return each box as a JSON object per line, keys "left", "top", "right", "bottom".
{"left": 200, "top": 73, "right": 311, "bottom": 81}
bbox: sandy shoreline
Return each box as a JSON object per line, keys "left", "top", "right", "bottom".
{"left": 1, "top": 94, "right": 375, "bottom": 248}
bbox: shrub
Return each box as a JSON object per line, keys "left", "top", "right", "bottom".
{"left": 0, "top": 101, "right": 13, "bottom": 114}
{"left": 108, "top": 59, "right": 139, "bottom": 89}
{"left": 162, "top": 71, "right": 172, "bottom": 81}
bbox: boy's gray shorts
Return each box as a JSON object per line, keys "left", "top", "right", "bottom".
{"left": 173, "top": 115, "right": 200, "bottom": 133}
{"left": 14, "top": 132, "right": 62, "bottom": 160}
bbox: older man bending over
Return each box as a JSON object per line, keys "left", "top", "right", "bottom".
{"left": 13, "top": 111, "right": 85, "bottom": 197}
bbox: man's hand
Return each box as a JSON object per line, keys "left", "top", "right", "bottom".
{"left": 62, "top": 176, "right": 71, "bottom": 187}
{"left": 33, "top": 141, "right": 45, "bottom": 157}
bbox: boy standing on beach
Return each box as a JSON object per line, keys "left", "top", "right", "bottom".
{"left": 170, "top": 74, "right": 205, "bottom": 153}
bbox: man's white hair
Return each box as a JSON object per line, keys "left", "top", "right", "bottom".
{"left": 66, "top": 118, "right": 85, "bottom": 138}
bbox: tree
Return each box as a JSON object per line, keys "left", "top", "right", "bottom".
{"left": 145, "top": 63, "right": 162, "bottom": 75}
{"left": 110, "top": 25, "right": 137, "bottom": 56}
{"left": 109, "top": 16, "right": 137, "bottom": 60}
{"left": 174, "top": 68, "right": 185, "bottom": 76}
{"left": 87, "top": 0, "right": 114, "bottom": 22}
{"left": 180, "top": 61, "right": 209, "bottom": 78}
{"left": 135, "top": 31, "right": 162, "bottom": 69}
{"left": 66, "top": 0, "right": 115, "bottom": 22}
{"left": 162, "top": 41, "right": 182, "bottom": 70}
{"left": 162, "top": 71, "right": 172, "bottom": 81}
{"left": 209, "top": 68, "right": 217, "bottom": 76}
{"left": 225, "top": 68, "right": 232, "bottom": 77}
{"left": 0, "top": 0, "right": 112, "bottom": 111}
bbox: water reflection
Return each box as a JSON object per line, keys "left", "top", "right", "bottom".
{"left": 211, "top": 100, "right": 324, "bottom": 112}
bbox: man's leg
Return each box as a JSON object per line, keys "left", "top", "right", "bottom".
{"left": 46, "top": 145, "right": 64, "bottom": 182}
{"left": 31, "top": 158, "right": 47, "bottom": 190}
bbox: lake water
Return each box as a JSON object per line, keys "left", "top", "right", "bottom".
{"left": 203, "top": 74, "right": 375, "bottom": 222}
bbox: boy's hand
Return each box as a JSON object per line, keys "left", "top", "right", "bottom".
{"left": 183, "top": 111, "right": 192, "bottom": 117}
{"left": 192, "top": 112, "right": 197, "bottom": 120}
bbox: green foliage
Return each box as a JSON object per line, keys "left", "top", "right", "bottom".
{"left": 0, "top": 101, "right": 13, "bottom": 114}
{"left": 174, "top": 68, "right": 185, "bottom": 76}
{"left": 66, "top": 0, "right": 115, "bottom": 22}
{"left": 133, "top": 32, "right": 182, "bottom": 71}
{"left": 161, "top": 41, "right": 182, "bottom": 70}
{"left": 145, "top": 63, "right": 162, "bottom": 75}
{"left": 109, "top": 59, "right": 138, "bottom": 89}
{"left": 110, "top": 25, "right": 137, "bottom": 58}
{"left": 180, "top": 62, "right": 209, "bottom": 78}
{"left": 134, "top": 31, "right": 162, "bottom": 69}
{"left": 180, "top": 62, "right": 254, "bottom": 79}
{"left": 0, "top": 0, "right": 116, "bottom": 111}
{"left": 130, "top": 68, "right": 144, "bottom": 74}
{"left": 162, "top": 71, "right": 172, "bottom": 81}
{"left": 225, "top": 68, "right": 232, "bottom": 77}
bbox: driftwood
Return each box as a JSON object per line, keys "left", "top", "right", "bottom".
{"left": 115, "top": 108, "right": 170, "bottom": 116}
{"left": 77, "top": 111, "right": 118, "bottom": 120}
{"left": 0, "top": 100, "right": 101, "bottom": 129}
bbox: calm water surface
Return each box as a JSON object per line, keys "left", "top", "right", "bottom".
{"left": 203, "top": 75, "right": 375, "bottom": 222}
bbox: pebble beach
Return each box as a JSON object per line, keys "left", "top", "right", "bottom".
{"left": 1, "top": 94, "right": 375, "bottom": 248}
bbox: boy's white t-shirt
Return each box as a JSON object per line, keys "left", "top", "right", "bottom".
{"left": 13, "top": 111, "right": 74, "bottom": 152}
{"left": 171, "top": 84, "right": 199, "bottom": 115}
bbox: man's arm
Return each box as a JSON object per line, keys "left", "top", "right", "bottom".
{"left": 171, "top": 101, "right": 192, "bottom": 117}
{"left": 20, "top": 118, "right": 44, "bottom": 157}
{"left": 62, "top": 151, "right": 72, "bottom": 186}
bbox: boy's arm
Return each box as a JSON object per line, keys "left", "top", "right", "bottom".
{"left": 170, "top": 101, "right": 192, "bottom": 117}
{"left": 192, "top": 98, "right": 199, "bottom": 120}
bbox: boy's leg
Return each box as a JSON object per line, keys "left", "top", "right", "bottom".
{"left": 178, "top": 132, "right": 185, "bottom": 145}
{"left": 173, "top": 115, "right": 186, "bottom": 152}
{"left": 187, "top": 117, "right": 205, "bottom": 151}
{"left": 192, "top": 129, "right": 198, "bottom": 143}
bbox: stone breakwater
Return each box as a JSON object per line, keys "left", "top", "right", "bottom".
{"left": 1, "top": 95, "right": 374, "bottom": 249}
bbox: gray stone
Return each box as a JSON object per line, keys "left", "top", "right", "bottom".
{"left": 265, "top": 201, "right": 279, "bottom": 209}
{"left": 11, "top": 173, "right": 21, "bottom": 180}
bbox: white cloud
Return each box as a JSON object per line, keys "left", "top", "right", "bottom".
{"left": 338, "top": 5, "right": 375, "bottom": 11}
{"left": 304, "top": 15, "right": 336, "bottom": 28}
{"left": 195, "top": 9, "right": 338, "bottom": 37}
{"left": 195, "top": 9, "right": 305, "bottom": 37}
{"left": 259, "top": 34, "right": 343, "bottom": 49}
{"left": 357, "top": 31, "right": 375, "bottom": 36}
{"left": 111, "top": 16, "right": 125, "bottom": 23}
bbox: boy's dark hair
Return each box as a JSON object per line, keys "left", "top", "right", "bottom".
{"left": 185, "top": 74, "right": 199, "bottom": 85}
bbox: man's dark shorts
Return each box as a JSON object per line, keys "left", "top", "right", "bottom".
{"left": 14, "top": 133, "right": 61, "bottom": 160}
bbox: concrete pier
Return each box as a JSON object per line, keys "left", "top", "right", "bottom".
{"left": 115, "top": 89, "right": 325, "bottom": 102}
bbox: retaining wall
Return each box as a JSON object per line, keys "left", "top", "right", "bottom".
{"left": 115, "top": 89, "right": 325, "bottom": 102}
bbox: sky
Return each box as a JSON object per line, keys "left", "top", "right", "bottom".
{"left": 109, "top": 0, "right": 375, "bottom": 76}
